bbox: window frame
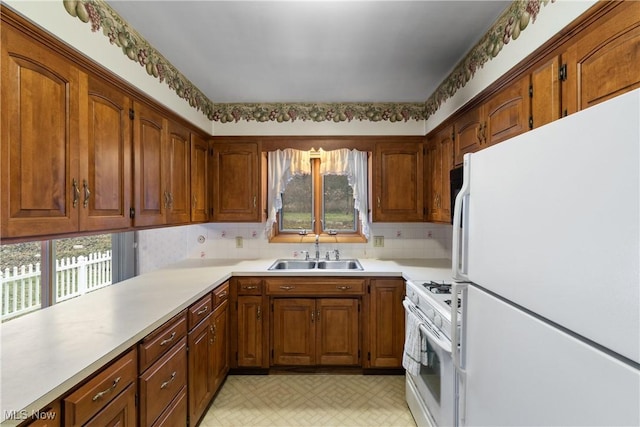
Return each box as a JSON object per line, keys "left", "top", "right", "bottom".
{"left": 270, "top": 157, "right": 366, "bottom": 243}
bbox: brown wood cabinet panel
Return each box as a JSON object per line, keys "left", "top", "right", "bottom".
{"left": 133, "top": 100, "right": 166, "bottom": 227}
{"left": 188, "top": 312, "right": 213, "bottom": 424}
{"left": 1, "top": 24, "right": 82, "bottom": 238}
{"left": 426, "top": 126, "right": 453, "bottom": 223}
{"left": 531, "top": 55, "right": 561, "bottom": 129}
{"left": 63, "top": 349, "right": 137, "bottom": 427}
{"left": 80, "top": 74, "right": 132, "bottom": 232}
{"left": 453, "top": 108, "right": 482, "bottom": 166}
{"left": 139, "top": 337, "right": 187, "bottom": 427}
{"left": 211, "top": 299, "right": 230, "bottom": 391}
{"left": 484, "top": 75, "right": 531, "bottom": 146}
{"left": 190, "top": 133, "right": 209, "bottom": 222}
{"left": 138, "top": 312, "right": 187, "bottom": 372}
{"left": 271, "top": 298, "right": 316, "bottom": 365}
{"left": 211, "top": 141, "right": 260, "bottom": 221}
{"left": 316, "top": 298, "right": 359, "bottom": 366}
{"left": 265, "top": 278, "right": 365, "bottom": 296}
{"left": 214, "top": 281, "right": 230, "bottom": 307}
{"left": 151, "top": 386, "right": 187, "bottom": 427}
{"left": 236, "top": 295, "right": 265, "bottom": 367}
{"left": 373, "top": 141, "right": 424, "bottom": 222}
{"left": 19, "top": 401, "right": 61, "bottom": 427}
{"left": 368, "top": 279, "right": 405, "bottom": 368}
{"left": 165, "top": 119, "right": 191, "bottom": 225}
{"left": 563, "top": 1, "right": 640, "bottom": 115}
{"left": 188, "top": 293, "right": 213, "bottom": 330}
{"left": 83, "top": 383, "right": 136, "bottom": 427}
{"left": 236, "top": 278, "right": 263, "bottom": 295}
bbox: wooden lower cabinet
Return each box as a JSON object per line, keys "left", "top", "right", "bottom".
{"left": 271, "top": 298, "right": 360, "bottom": 366}
{"left": 188, "top": 312, "right": 214, "bottom": 424}
{"left": 211, "top": 299, "right": 230, "bottom": 390}
{"left": 236, "top": 295, "right": 266, "bottom": 368}
{"left": 151, "top": 387, "right": 187, "bottom": 427}
{"left": 367, "top": 279, "right": 405, "bottom": 368}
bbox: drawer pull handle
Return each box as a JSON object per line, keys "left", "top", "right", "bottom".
{"left": 160, "top": 372, "right": 177, "bottom": 389}
{"left": 160, "top": 331, "right": 176, "bottom": 346}
{"left": 196, "top": 306, "right": 208, "bottom": 315}
{"left": 279, "top": 286, "right": 295, "bottom": 291}
{"left": 242, "top": 285, "right": 258, "bottom": 290}
{"left": 92, "top": 376, "right": 121, "bottom": 401}
{"left": 336, "top": 286, "right": 352, "bottom": 291}
{"left": 218, "top": 291, "right": 228, "bottom": 298}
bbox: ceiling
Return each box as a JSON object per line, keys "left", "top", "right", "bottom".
{"left": 108, "top": 1, "right": 510, "bottom": 104}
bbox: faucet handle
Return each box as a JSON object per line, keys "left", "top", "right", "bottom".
{"left": 301, "top": 250, "right": 309, "bottom": 260}
{"left": 334, "top": 249, "right": 340, "bottom": 260}
{"left": 325, "top": 251, "right": 330, "bottom": 260}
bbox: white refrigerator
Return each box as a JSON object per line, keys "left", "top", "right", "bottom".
{"left": 451, "top": 89, "right": 640, "bottom": 426}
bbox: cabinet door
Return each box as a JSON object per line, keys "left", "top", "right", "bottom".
{"left": 563, "top": 1, "right": 640, "bottom": 115}
{"left": 211, "top": 299, "right": 229, "bottom": 392}
{"left": 211, "top": 141, "right": 260, "bottom": 221}
{"left": 369, "top": 279, "right": 405, "bottom": 368}
{"left": 373, "top": 141, "right": 424, "bottom": 222}
{"left": 187, "top": 313, "right": 213, "bottom": 424}
{"left": 236, "top": 296, "right": 264, "bottom": 367}
{"left": 427, "top": 127, "right": 453, "bottom": 223}
{"left": 453, "top": 107, "right": 482, "bottom": 166}
{"left": 133, "top": 101, "right": 166, "bottom": 227}
{"left": 425, "top": 139, "right": 438, "bottom": 222}
{"left": 80, "top": 75, "right": 132, "bottom": 231}
{"left": 272, "top": 298, "right": 316, "bottom": 365}
{"left": 1, "top": 24, "right": 81, "bottom": 238}
{"left": 83, "top": 383, "right": 136, "bottom": 427}
{"left": 151, "top": 387, "right": 187, "bottom": 427}
{"left": 190, "top": 134, "right": 209, "bottom": 222}
{"left": 484, "top": 75, "right": 531, "bottom": 146}
{"left": 531, "top": 55, "right": 561, "bottom": 129}
{"left": 316, "top": 298, "right": 360, "bottom": 366}
{"left": 165, "top": 120, "right": 190, "bottom": 224}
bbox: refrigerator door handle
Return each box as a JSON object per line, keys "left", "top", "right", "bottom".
{"left": 452, "top": 154, "right": 471, "bottom": 281}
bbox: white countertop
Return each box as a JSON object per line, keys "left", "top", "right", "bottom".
{"left": 0, "top": 257, "right": 452, "bottom": 425}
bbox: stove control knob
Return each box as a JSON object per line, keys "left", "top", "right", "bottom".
{"left": 433, "top": 314, "right": 443, "bottom": 328}
{"left": 425, "top": 308, "right": 435, "bottom": 320}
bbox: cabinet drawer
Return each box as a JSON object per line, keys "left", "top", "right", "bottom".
{"left": 83, "top": 383, "right": 136, "bottom": 427}
{"left": 214, "top": 281, "right": 230, "bottom": 307}
{"left": 63, "top": 348, "right": 136, "bottom": 427}
{"left": 188, "top": 294, "right": 213, "bottom": 330}
{"left": 265, "top": 279, "right": 365, "bottom": 295}
{"left": 20, "top": 401, "right": 60, "bottom": 427}
{"left": 237, "top": 278, "right": 263, "bottom": 295}
{"left": 139, "top": 311, "right": 187, "bottom": 371}
{"left": 151, "top": 386, "right": 187, "bottom": 427}
{"left": 139, "top": 337, "right": 187, "bottom": 427}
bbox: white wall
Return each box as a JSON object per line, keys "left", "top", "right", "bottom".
{"left": 137, "top": 222, "right": 452, "bottom": 274}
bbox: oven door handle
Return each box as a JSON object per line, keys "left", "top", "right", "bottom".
{"left": 403, "top": 299, "right": 452, "bottom": 355}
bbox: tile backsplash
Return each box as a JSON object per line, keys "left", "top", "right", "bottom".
{"left": 137, "top": 222, "right": 452, "bottom": 274}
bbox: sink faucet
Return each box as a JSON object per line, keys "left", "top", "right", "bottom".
{"left": 315, "top": 234, "right": 320, "bottom": 261}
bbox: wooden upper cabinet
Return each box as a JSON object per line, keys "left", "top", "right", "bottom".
{"left": 80, "top": 75, "right": 132, "bottom": 232}
{"left": 133, "top": 101, "right": 166, "bottom": 227}
{"left": 1, "top": 23, "right": 82, "bottom": 238}
{"left": 453, "top": 107, "right": 482, "bottom": 166}
{"left": 373, "top": 140, "right": 424, "bottom": 222}
{"left": 530, "top": 55, "right": 561, "bottom": 129}
{"left": 563, "top": 1, "right": 640, "bottom": 115}
{"left": 211, "top": 141, "right": 260, "bottom": 222}
{"left": 165, "top": 120, "right": 191, "bottom": 225}
{"left": 190, "top": 134, "right": 209, "bottom": 222}
{"left": 427, "top": 126, "right": 453, "bottom": 223}
{"left": 483, "top": 75, "right": 531, "bottom": 146}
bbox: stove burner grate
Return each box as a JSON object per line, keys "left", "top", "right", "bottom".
{"left": 422, "top": 280, "right": 452, "bottom": 294}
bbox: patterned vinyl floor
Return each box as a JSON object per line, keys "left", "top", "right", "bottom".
{"left": 199, "top": 374, "right": 417, "bottom": 427}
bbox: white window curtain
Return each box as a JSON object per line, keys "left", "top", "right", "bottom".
{"left": 265, "top": 148, "right": 370, "bottom": 239}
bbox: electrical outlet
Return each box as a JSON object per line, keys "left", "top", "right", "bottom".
{"left": 373, "top": 236, "right": 384, "bottom": 247}
{"left": 427, "top": 230, "right": 433, "bottom": 239}
{"left": 235, "top": 236, "right": 243, "bottom": 248}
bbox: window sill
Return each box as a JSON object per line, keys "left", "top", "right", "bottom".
{"left": 268, "top": 234, "right": 367, "bottom": 244}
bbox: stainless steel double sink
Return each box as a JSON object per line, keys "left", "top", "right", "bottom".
{"left": 267, "top": 259, "right": 364, "bottom": 271}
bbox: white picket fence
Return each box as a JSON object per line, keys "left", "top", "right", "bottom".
{"left": 1, "top": 251, "right": 112, "bottom": 321}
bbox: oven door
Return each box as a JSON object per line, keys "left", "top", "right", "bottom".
{"left": 404, "top": 299, "right": 456, "bottom": 427}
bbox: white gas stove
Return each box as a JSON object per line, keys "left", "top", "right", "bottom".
{"left": 405, "top": 279, "right": 459, "bottom": 341}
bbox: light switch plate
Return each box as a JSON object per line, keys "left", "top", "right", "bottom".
{"left": 373, "top": 236, "right": 384, "bottom": 247}
{"left": 235, "top": 236, "right": 243, "bottom": 248}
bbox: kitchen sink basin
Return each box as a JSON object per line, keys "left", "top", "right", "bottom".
{"left": 316, "top": 259, "right": 364, "bottom": 270}
{"left": 268, "top": 260, "right": 317, "bottom": 270}
{"left": 267, "top": 259, "right": 364, "bottom": 270}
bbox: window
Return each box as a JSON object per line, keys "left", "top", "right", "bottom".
{"left": 266, "top": 148, "right": 370, "bottom": 242}
{"left": 0, "top": 232, "right": 134, "bottom": 322}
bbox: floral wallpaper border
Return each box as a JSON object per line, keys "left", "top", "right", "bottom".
{"left": 63, "top": 0, "right": 555, "bottom": 123}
